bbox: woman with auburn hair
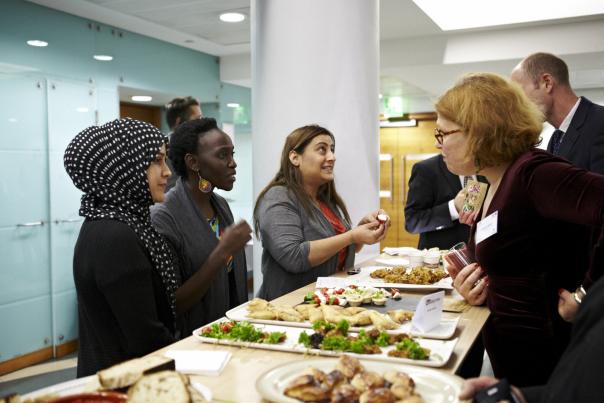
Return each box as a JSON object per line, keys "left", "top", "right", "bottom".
{"left": 254, "top": 125, "right": 389, "bottom": 300}
{"left": 436, "top": 73, "right": 604, "bottom": 386}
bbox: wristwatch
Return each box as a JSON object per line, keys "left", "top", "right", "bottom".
{"left": 573, "top": 285, "right": 586, "bottom": 304}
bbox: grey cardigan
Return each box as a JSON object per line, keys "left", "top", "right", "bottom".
{"left": 151, "top": 178, "right": 247, "bottom": 337}
{"left": 256, "top": 186, "right": 355, "bottom": 300}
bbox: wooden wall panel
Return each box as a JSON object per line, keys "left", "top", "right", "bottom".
{"left": 380, "top": 119, "right": 439, "bottom": 248}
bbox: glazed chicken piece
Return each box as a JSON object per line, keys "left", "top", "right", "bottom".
{"left": 323, "top": 370, "right": 347, "bottom": 390}
{"left": 301, "top": 367, "right": 327, "bottom": 383}
{"left": 396, "top": 394, "right": 425, "bottom": 403}
{"left": 351, "top": 371, "right": 386, "bottom": 392}
{"left": 359, "top": 387, "right": 397, "bottom": 403}
{"left": 383, "top": 371, "right": 414, "bottom": 388}
{"left": 331, "top": 383, "right": 360, "bottom": 403}
{"left": 283, "top": 374, "right": 330, "bottom": 402}
{"left": 336, "top": 355, "right": 363, "bottom": 380}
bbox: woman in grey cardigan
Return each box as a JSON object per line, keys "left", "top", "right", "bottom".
{"left": 151, "top": 118, "right": 252, "bottom": 337}
{"left": 254, "top": 125, "right": 389, "bottom": 300}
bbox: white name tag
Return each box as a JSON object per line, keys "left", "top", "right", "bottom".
{"left": 412, "top": 291, "right": 444, "bottom": 333}
{"left": 476, "top": 211, "right": 498, "bottom": 244}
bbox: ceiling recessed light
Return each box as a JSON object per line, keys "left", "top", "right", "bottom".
{"left": 93, "top": 55, "right": 113, "bottom": 61}
{"left": 219, "top": 12, "right": 245, "bottom": 23}
{"left": 226, "top": 103, "right": 240, "bottom": 108}
{"left": 27, "top": 40, "right": 48, "bottom": 47}
{"left": 76, "top": 107, "right": 89, "bottom": 113}
{"left": 132, "top": 95, "right": 152, "bottom": 102}
{"left": 8, "top": 118, "right": 18, "bottom": 123}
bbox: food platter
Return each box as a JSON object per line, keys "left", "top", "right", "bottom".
{"left": 256, "top": 358, "right": 466, "bottom": 403}
{"left": 193, "top": 322, "right": 458, "bottom": 368}
{"left": 354, "top": 266, "right": 453, "bottom": 290}
{"left": 225, "top": 301, "right": 459, "bottom": 339}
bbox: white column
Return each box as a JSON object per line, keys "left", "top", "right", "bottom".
{"left": 251, "top": 0, "right": 380, "bottom": 295}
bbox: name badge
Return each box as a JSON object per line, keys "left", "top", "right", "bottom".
{"left": 476, "top": 211, "right": 498, "bottom": 244}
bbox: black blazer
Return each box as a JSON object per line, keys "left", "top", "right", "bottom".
{"left": 404, "top": 154, "right": 471, "bottom": 250}
{"left": 521, "top": 275, "right": 604, "bottom": 402}
{"left": 548, "top": 97, "right": 604, "bottom": 175}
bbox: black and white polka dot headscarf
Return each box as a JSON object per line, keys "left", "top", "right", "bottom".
{"left": 64, "top": 118, "right": 178, "bottom": 319}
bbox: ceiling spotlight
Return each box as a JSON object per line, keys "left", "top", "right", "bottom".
{"left": 27, "top": 40, "right": 48, "bottom": 47}
{"left": 93, "top": 55, "right": 113, "bottom": 61}
{"left": 76, "top": 107, "right": 89, "bottom": 113}
{"left": 131, "top": 95, "right": 152, "bottom": 102}
{"left": 226, "top": 103, "right": 240, "bottom": 108}
{"left": 219, "top": 12, "right": 245, "bottom": 23}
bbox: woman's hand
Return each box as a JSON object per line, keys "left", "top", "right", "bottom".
{"left": 453, "top": 263, "right": 488, "bottom": 305}
{"left": 218, "top": 220, "right": 252, "bottom": 258}
{"left": 351, "top": 221, "right": 385, "bottom": 246}
{"left": 459, "top": 210, "right": 478, "bottom": 226}
{"left": 443, "top": 254, "right": 460, "bottom": 279}
{"left": 558, "top": 288, "right": 580, "bottom": 322}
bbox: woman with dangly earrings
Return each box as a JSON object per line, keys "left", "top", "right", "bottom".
{"left": 151, "top": 118, "right": 251, "bottom": 337}
{"left": 254, "top": 124, "right": 390, "bottom": 300}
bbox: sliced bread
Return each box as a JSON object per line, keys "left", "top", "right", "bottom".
{"left": 97, "top": 355, "right": 175, "bottom": 390}
{"left": 127, "top": 371, "right": 190, "bottom": 403}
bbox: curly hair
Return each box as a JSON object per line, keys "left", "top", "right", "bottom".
{"left": 168, "top": 117, "right": 219, "bottom": 178}
{"left": 435, "top": 73, "right": 543, "bottom": 169}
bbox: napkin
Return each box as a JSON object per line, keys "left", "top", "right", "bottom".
{"left": 164, "top": 350, "right": 231, "bottom": 376}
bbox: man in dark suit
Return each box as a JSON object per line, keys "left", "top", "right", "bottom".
{"left": 511, "top": 52, "right": 604, "bottom": 174}
{"left": 404, "top": 152, "right": 471, "bottom": 250}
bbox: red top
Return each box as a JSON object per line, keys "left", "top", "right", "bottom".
{"left": 319, "top": 201, "right": 347, "bottom": 271}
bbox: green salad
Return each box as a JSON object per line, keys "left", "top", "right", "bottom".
{"left": 200, "top": 321, "right": 286, "bottom": 344}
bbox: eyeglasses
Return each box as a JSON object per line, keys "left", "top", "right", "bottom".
{"left": 434, "top": 128, "right": 462, "bottom": 145}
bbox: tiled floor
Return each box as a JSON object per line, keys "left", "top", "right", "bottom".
{"left": 0, "top": 353, "right": 77, "bottom": 396}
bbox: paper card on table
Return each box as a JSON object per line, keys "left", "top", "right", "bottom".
{"left": 164, "top": 350, "right": 231, "bottom": 376}
{"left": 315, "top": 277, "right": 350, "bottom": 289}
{"left": 412, "top": 291, "right": 444, "bottom": 333}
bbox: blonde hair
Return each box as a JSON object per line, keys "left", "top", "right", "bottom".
{"left": 435, "top": 72, "right": 543, "bottom": 169}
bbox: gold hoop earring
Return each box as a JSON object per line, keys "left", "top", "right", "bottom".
{"left": 196, "top": 170, "right": 213, "bottom": 193}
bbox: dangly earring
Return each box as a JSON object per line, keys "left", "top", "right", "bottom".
{"left": 196, "top": 170, "right": 213, "bottom": 193}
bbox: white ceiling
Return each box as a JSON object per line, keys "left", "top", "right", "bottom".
{"left": 29, "top": 0, "right": 604, "bottom": 111}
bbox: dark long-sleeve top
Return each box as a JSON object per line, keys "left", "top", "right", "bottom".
{"left": 521, "top": 274, "right": 604, "bottom": 402}
{"left": 256, "top": 186, "right": 355, "bottom": 300}
{"left": 404, "top": 154, "right": 470, "bottom": 249}
{"left": 150, "top": 178, "right": 247, "bottom": 336}
{"left": 468, "top": 149, "right": 604, "bottom": 386}
{"left": 74, "top": 219, "right": 175, "bottom": 377}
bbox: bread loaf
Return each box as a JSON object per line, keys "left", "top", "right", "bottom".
{"left": 97, "top": 355, "right": 175, "bottom": 389}
{"left": 127, "top": 371, "right": 190, "bottom": 403}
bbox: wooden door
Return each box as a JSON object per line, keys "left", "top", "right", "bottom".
{"left": 380, "top": 116, "right": 439, "bottom": 248}
{"left": 120, "top": 103, "right": 162, "bottom": 128}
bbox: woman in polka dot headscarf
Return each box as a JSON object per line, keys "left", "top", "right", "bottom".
{"left": 65, "top": 118, "right": 178, "bottom": 376}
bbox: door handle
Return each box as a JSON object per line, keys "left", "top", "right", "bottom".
{"left": 379, "top": 154, "right": 393, "bottom": 200}
{"left": 17, "top": 221, "right": 44, "bottom": 227}
{"left": 54, "top": 218, "right": 83, "bottom": 224}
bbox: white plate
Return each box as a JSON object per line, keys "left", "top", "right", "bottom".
{"left": 193, "top": 322, "right": 457, "bottom": 368}
{"left": 355, "top": 266, "right": 453, "bottom": 290}
{"left": 226, "top": 302, "right": 458, "bottom": 339}
{"left": 382, "top": 247, "right": 419, "bottom": 256}
{"left": 374, "top": 257, "right": 410, "bottom": 267}
{"left": 255, "top": 357, "right": 466, "bottom": 403}
{"left": 21, "top": 376, "right": 99, "bottom": 400}
{"left": 22, "top": 373, "right": 213, "bottom": 402}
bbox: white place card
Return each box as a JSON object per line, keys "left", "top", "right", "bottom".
{"left": 164, "top": 350, "right": 231, "bottom": 376}
{"left": 412, "top": 291, "right": 444, "bottom": 333}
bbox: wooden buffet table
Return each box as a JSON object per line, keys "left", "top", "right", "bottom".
{"left": 151, "top": 256, "right": 490, "bottom": 403}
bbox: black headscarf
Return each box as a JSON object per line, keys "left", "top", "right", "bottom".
{"left": 64, "top": 118, "right": 178, "bottom": 318}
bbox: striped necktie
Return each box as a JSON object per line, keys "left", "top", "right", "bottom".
{"left": 463, "top": 176, "right": 471, "bottom": 188}
{"left": 549, "top": 129, "right": 564, "bottom": 155}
